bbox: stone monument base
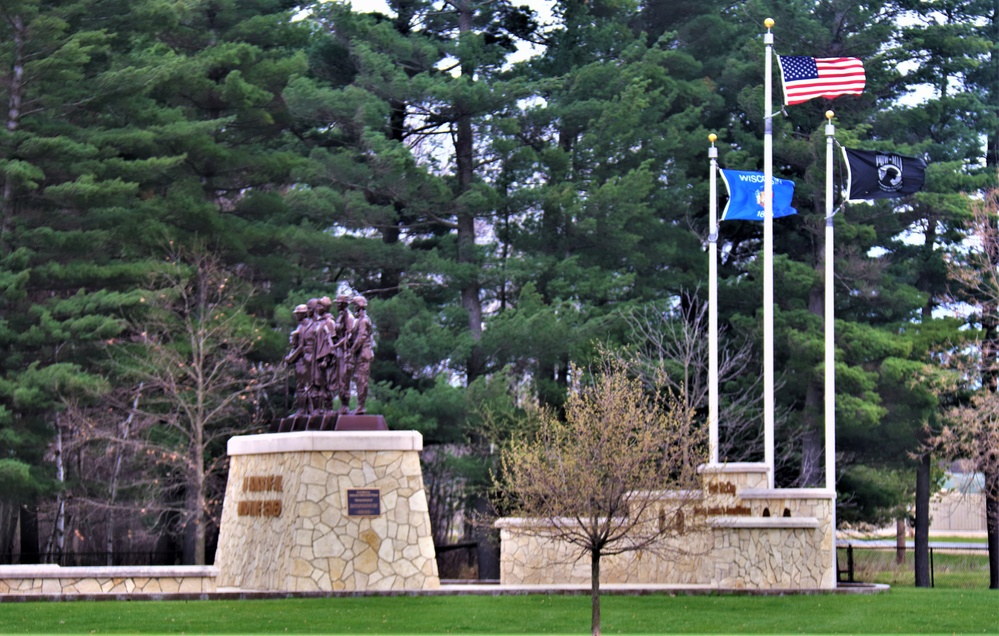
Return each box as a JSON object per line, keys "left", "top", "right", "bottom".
{"left": 215, "top": 430, "right": 439, "bottom": 592}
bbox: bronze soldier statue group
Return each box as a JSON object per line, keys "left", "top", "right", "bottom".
{"left": 278, "top": 294, "right": 375, "bottom": 432}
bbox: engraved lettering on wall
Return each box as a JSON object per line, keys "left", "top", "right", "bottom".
{"left": 238, "top": 474, "right": 284, "bottom": 517}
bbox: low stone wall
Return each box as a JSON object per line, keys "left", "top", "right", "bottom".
{"left": 497, "top": 463, "right": 836, "bottom": 590}
{"left": 0, "top": 565, "right": 218, "bottom": 595}
{"left": 215, "top": 431, "right": 439, "bottom": 593}
{"left": 496, "top": 518, "right": 712, "bottom": 586}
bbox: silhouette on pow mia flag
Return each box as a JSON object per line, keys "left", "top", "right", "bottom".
{"left": 276, "top": 295, "right": 384, "bottom": 432}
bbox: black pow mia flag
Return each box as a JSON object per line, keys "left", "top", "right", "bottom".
{"left": 842, "top": 147, "right": 927, "bottom": 202}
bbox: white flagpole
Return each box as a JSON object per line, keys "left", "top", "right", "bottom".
{"left": 824, "top": 111, "right": 836, "bottom": 492}
{"left": 708, "top": 133, "right": 719, "bottom": 464}
{"left": 763, "top": 18, "right": 775, "bottom": 488}
{"left": 824, "top": 110, "right": 837, "bottom": 579}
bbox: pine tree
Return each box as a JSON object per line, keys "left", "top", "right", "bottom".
{"left": 0, "top": 0, "right": 306, "bottom": 563}
{"left": 491, "top": 0, "right": 716, "bottom": 407}
{"left": 868, "top": 0, "right": 996, "bottom": 585}
{"left": 0, "top": 0, "right": 168, "bottom": 561}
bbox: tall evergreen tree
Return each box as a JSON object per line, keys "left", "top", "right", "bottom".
{"left": 870, "top": 0, "right": 996, "bottom": 585}
{"left": 0, "top": 0, "right": 169, "bottom": 560}
{"left": 0, "top": 0, "right": 306, "bottom": 563}
{"left": 492, "top": 0, "right": 717, "bottom": 407}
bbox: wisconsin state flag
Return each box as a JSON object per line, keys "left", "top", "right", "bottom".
{"left": 720, "top": 170, "right": 798, "bottom": 221}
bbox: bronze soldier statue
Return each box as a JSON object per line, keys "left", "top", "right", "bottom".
{"left": 278, "top": 293, "right": 384, "bottom": 430}
{"left": 332, "top": 294, "right": 355, "bottom": 414}
{"left": 307, "top": 296, "right": 335, "bottom": 414}
{"left": 283, "top": 304, "right": 311, "bottom": 416}
{"left": 347, "top": 296, "right": 375, "bottom": 415}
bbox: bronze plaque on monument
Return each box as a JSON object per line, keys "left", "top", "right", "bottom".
{"left": 346, "top": 488, "right": 381, "bottom": 516}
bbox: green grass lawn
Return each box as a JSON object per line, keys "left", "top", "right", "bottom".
{"left": 0, "top": 589, "right": 997, "bottom": 634}
{"left": 927, "top": 536, "right": 988, "bottom": 544}
{"left": 841, "top": 546, "right": 991, "bottom": 588}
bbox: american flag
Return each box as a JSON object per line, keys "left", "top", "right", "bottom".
{"left": 777, "top": 56, "right": 866, "bottom": 106}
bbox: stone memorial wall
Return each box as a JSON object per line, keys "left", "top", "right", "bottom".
{"left": 496, "top": 463, "right": 836, "bottom": 590}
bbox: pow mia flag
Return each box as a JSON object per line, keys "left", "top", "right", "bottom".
{"left": 842, "top": 148, "right": 926, "bottom": 202}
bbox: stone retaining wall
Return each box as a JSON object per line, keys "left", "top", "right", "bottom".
{"left": 0, "top": 565, "right": 218, "bottom": 595}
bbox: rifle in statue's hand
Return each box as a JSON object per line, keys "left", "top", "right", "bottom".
{"left": 284, "top": 346, "right": 303, "bottom": 365}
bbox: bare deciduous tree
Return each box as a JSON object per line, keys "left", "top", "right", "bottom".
{"left": 48, "top": 378, "right": 203, "bottom": 566}
{"left": 936, "top": 189, "right": 999, "bottom": 589}
{"left": 496, "top": 354, "right": 706, "bottom": 636}
{"left": 624, "top": 292, "right": 796, "bottom": 469}
{"left": 43, "top": 393, "right": 163, "bottom": 564}
{"left": 104, "top": 249, "right": 281, "bottom": 564}
{"left": 935, "top": 390, "right": 999, "bottom": 588}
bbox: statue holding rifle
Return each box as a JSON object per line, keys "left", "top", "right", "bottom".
{"left": 331, "top": 294, "right": 355, "bottom": 414}
{"left": 348, "top": 296, "right": 375, "bottom": 415}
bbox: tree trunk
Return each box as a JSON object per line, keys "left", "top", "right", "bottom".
{"left": 184, "top": 483, "right": 206, "bottom": 566}
{"left": 590, "top": 550, "right": 601, "bottom": 636}
{"left": 0, "top": 501, "right": 18, "bottom": 563}
{"left": 1, "top": 14, "right": 25, "bottom": 255}
{"left": 189, "top": 441, "right": 207, "bottom": 565}
{"left": 44, "top": 418, "right": 67, "bottom": 562}
{"left": 106, "top": 385, "right": 140, "bottom": 565}
{"left": 895, "top": 518, "right": 906, "bottom": 565}
{"left": 473, "top": 496, "right": 499, "bottom": 580}
{"left": 799, "top": 249, "right": 825, "bottom": 487}
{"left": 986, "top": 468, "right": 998, "bottom": 589}
{"left": 914, "top": 453, "right": 931, "bottom": 587}
{"left": 454, "top": 0, "right": 483, "bottom": 384}
{"left": 18, "top": 505, "right": 39, "bottom": 564}
{"left": 798, "top": 424, "right": 822, "bottom": 487}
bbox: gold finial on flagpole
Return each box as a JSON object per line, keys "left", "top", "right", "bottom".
{"left": 764, "top": 18, "right": 774, "bottom": 30}
{"left": 826, "top": 110, "right": 835, "bottom": 121}
{"left": 708, "top": 133, "right": 717, "bottom": 145}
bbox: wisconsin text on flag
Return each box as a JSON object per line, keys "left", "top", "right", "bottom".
{"left": 777, "top": 56, "right": 866, "bottom": 105}
{"left": 719, "top": 170, "right": 797, "bottom": 222}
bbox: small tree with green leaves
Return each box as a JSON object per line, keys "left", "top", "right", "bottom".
{"left": 496, "top": 354, "right": 706, "bottom": 636}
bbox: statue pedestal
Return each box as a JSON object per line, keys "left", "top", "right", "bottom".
{"left": 215, "top": 430, "right": 439, "bottom": 592}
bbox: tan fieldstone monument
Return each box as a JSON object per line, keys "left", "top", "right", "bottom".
{"left": 215, "top": 429, "right": 440, "bottom": 592}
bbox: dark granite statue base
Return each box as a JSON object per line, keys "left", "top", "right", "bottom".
{"left": 335, "top": 414, "right": 388, "bottom": 431}
{"left": 272, "top": 413, "right": 386, "bottom": 433}
{"left": 275, "top": 412, "right": 336, "bottom": 432}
